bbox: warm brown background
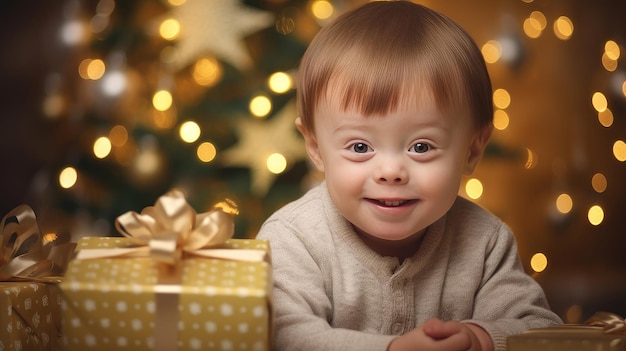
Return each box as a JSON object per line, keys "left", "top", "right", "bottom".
{"left": 1, "top": 0, "right": 625, "bottom": 322}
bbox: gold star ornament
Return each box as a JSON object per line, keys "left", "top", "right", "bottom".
{"left": 162, "top": 0, "right": 274, "bottom": 71}
{"left": 221, "top": 100, "right": 307, "bottom": 196}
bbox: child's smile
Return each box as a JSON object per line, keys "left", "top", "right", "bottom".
{"left": 367, "top": 199, "right": 416, "bottom": 208}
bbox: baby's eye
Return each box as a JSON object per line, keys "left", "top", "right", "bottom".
{"left": 351, "top": 143, "right": 371, "bottom": 153}
{"left": 410, "top": 142, "right": 431, "bottom": 154}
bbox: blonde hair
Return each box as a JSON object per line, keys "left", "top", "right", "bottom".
{"left": 297, "top": 1, "right": 493, "bottom": 133}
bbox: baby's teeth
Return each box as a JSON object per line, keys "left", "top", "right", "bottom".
{"left": 383, "top": 201, "right": 401, "bottom": 206}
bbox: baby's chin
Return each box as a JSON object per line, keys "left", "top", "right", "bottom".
{"left": 353, "top": 224, "right": 427, "bottom": 242}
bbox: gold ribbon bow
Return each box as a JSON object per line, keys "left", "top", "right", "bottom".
{"left": 1, "top": 204, "right": 75, "bottom": 282}
{"left": 75, "top": 189, "right": 266, "bottom": 263}
{"left": 585, "top": 311, "right": 626, "bottom": 335}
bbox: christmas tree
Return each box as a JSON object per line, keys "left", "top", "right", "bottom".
{"left": 4, "top": 0, "right": 318, "bottom": 238}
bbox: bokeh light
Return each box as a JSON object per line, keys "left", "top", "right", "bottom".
{"left": 78, "top": 59, "right": 92, "bottom": 79}
{"left": 523, "top": 11, "right": 547, "bottom": 39}
{"left": 153, "top": 90, "right": 173, "bottom": 111}
{"left": 481, "top": 40, "right": 502, "bottom": 64}
{"left": 566, "top": 305, "right": 583, "bottom": 324}
{"left": 493, "top": 110, "right": 510, "bottom": 130}
{"left": 109, "top": 125, "right": 128, "bottom": 147}
{"left": 268, "top": 72, "right": 293, "bottom": 94}
{"left": 60, "top": 19, "right": 86, "bottom": 45}
{"left": 553, "top": 16, "right": 574, "bottom": 40}
{"left": 197, "top": 142, "right": 217, "bottom": 163}
{"left": 311, "top": 0, "right": 334, "bottom": 20}
{"left": 530, "top": 11, "right": 547, "bottom": 30}
{"left": 602, "top": 53, "right": 618, "bottom": 72}
{"left": 193, "top": 57, "right": 222, "bottom": 87}
{"left": 249, "top": 95, "right": 272, "bottom": 118}
{"left": 42, "top": 93, "right": 65, "bottom": 118}
{"left": 604, "top": 40, "right": 620, "bottom": 60}
{"left": 522, "top": 11, "right": 548, "bottom": 39}
{"left": 613, "top": 140, "right": 626, "bottom": 162}
{"left": 90, "top": 0, "right": 114, "bottom": 34}
{"left": 134, "top": 147, "right": 161, "bottom": 176}
{"left": 59, "top": 167, "right": 78, "bottom": 189}
{"left": 555, "top": 193, "right": 573, "bottom": 214}
{"left": 151, "top": 109, "right": 177, "bottom": 130}
{"left": 465, "top": 178, "right": 483, "bottom": 200}
{"left": 159, "top": 18, "right": 180, "bottom": 40}
{"left": 591, "top": 92, "right": 608, "bottom": 112}
{"left": 587, "top": 205, "right": 604, "bottom": 226}
{"left": 101, "top": 70, "right": 127, "bottom": 97}
{"left": 523, "top": 18, "right": 541, "bottom": 39}
{"left": 493, "top": 88, "right": 511, "bottom": 109}
{"left": 267, "top": 153, "right": 287, "bottom": 174}
{"left": 79, "top": 59, "right": 106, "bottom": 80}
{"left": 591, "top": 173, "right": 607, "bottom": 193}
{"left": 597, "top": 108, "right": 614, "bottom": 127}
{"left": 93, "top": 136, "right": 112, "bottom": 159}
{"left": 179, "top": 121, "right": 201, "bottom": 143}
{"left": 530, "top": 253, "right": 548, "bottom": 273}
{"left": 498, "top": 35, "right": 522, "bottom": 63}
{"left": 90, "top": 14, "right": 110, "bottom": 34}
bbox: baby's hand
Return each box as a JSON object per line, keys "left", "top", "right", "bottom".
{"left": 387, "top": 318, "right": 490, "bottom": 351}
{"left": 422, "top": 318, "right": 483, "bottom": 350}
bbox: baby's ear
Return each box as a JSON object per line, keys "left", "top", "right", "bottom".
{"left": 295, "top": 117, "right": 325, "bottom": 172}
{"left": 464, "top": 125, "right": 493, "bottom": 175}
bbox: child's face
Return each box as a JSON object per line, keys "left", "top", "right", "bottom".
{"left": 301, "top": 90, "right": 489, "bottom": 242}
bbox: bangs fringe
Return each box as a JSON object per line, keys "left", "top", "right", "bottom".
{"left": 326, "top": 49, "right": 467, "bottom": 118}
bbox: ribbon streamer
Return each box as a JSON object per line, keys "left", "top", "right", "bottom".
{"left": 585, "top": 311, "right": 626, "bottom": 335}
{"left": 0, "top": 204, "right": 75, "bottom": 281}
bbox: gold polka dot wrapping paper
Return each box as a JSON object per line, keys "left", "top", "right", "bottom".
{"left": 0, "top": 281, "right": 64, "bottom": 351}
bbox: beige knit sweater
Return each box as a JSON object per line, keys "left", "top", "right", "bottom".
{"left": 257, "top": 182, "right": 562, "bottom": 351}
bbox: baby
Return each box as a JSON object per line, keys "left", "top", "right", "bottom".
{"left": 257, "top": 1, "right": 562, "bottom": 350}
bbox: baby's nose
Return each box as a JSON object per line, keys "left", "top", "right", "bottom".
{"left": 374, "top": 157, "right": 409, "bottom": 184}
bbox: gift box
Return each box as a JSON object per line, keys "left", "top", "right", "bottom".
{"left": 59, "top": 190, "right": 273, "bottom": 351}
{"left": 0, "top": 281, "right": 62, "bottom": 351}
{"left": 507, "top": 312, "right": 626, "bottom": 351}
{"left": 0, "top": 205, "right": 75, "bottom": 351}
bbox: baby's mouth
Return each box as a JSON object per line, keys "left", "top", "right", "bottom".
{"left": 367, "top": 199, "right": 414, "bottom": 207}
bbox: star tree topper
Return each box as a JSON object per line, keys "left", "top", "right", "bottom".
{"left": 221, "top": 100, "right": 307, "bottom": 196}
{"left": 163, "top": 0, "right": 274, "bottom": 71}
